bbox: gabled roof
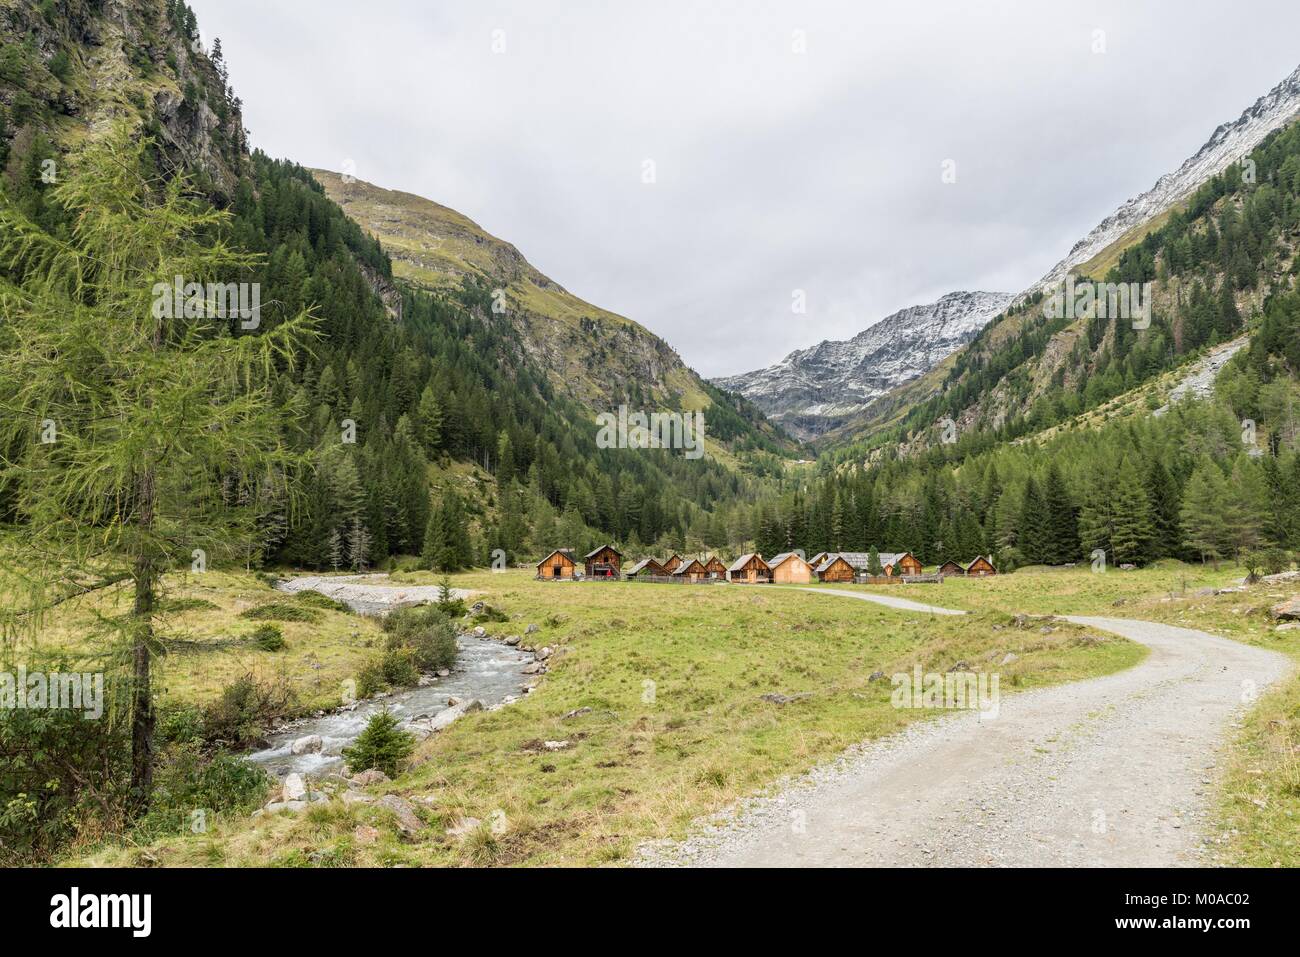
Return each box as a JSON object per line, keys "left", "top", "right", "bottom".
{"left": 728, "top": 552, "right": 770, "bottom": 572}
{"left": 702, "top": 555, "right": 728, "bottom": 568}
{"left": 965, "top": 555, "right": 995, "bottom": 571}
{"left": 768, "top": 551, "right": 807, "bottom": 568}
{"left": 536, "top": 548, "right": 576, "bottom": 566}
{"left": 585, "top": 544, "right": 622, "bottom": 560}
{"left": 672, "top": 558, "right": 706, "bottom": 575}
{"left": 815, "top": 554, "right": 854, "bottom": 573}
{"left": 626, "top": 557, "right": 665, "bottom": 575}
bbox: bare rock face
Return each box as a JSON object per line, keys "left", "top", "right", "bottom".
{"left": 713, "top": 291, "right": 1012, "bottom": 440}
{"left": 1270, "top": 597, "right": 1300, "bottom": 620}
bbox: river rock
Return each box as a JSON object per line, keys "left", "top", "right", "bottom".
{"left": 377, "top": 794, "right": 423, "bottom": 836}
{"left": 290, "top": 734, "right": 323, "bottom": 755}
{"left": 1270, "top": 597, "right": 1300, "bottom": 620}
{"left": 427, "top": 698, "right": 484, "bottom": 732}
{"left": 522, "top": 661, "right": 544, "bottom": 675}
{"left": 437, "top": 669, "right": 450, "bottom": 677}
{"left": 264, "top": 800, "right": 308, "bottom": 815}
{"left": 282, "top": 773, "right": 308, "bottom": 801}
{"left": 537, "top": 646, "right": 553, "bottom": 660}
{"left": 472, "top": 626, "right": 487, "bottom": 638}
{"left": 504, "top": 635, "right": 521, "bottom": 646}
{"left": 349, "top": 769, "right": 390, "bottom": 787}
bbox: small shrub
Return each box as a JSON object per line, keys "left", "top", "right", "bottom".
{"left": 134, "top": 746, "right": 272, "bottom": 841}
{"left": 383, "top": 605, "right": 458, "bottom": 673}
{"left": 355, "top": 660, "right": 386, "bottom": 700}
{"left": 380, "top": 647, "right": 419, "bottom": 688}
{"left": 239, "top": 602, "right": 320, "bottom": 623}
{"left": 342, "top": 710, "right": 415, "bottom": 778}
{"left": 156, "top": 705, "right": 205, "bottom": 746}
{"left": 203, "top": 673, "right": 296, "bottom": 748}
{"left": 250, "top": 623, "right": 286, "bottom": 652}
{"left": 292, "top": 590, "right": 350, "bottom": 612}
{"left": 435, "top": 577, "right": 466, "bottom": 618}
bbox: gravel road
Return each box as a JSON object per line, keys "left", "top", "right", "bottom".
{"left": 640, "top": 592, "right": 1290, "bottom": 868}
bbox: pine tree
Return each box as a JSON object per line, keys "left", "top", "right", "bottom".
{"left": 1041, "top": 463, "right": 1079, "bottom": 564}
{"left": 1110, "top": 457, "right": 1155, "bottom": 565}
{"left": 0, "top": 127, "right": 311, "bottom": 810}
{"left": 1018, "top": 476, "right": 1050, "bottom": 564}
{"left": 1181, "top": 461, "right": 1230, "bottom": 566}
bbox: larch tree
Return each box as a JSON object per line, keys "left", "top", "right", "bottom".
{"left": 0, "top": 127, "right": 312, "bottom": 810}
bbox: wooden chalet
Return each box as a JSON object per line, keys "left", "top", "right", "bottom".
{"left": 937, "top": 559, "right": 965, "bottom": 577}
{"left": 536, "top": 548, "right": 578, "bottom": 580}
{"left": 966, "top": 555, "right": 997, "bottom": 577}
{"left": 809, "top": 551, "right": 832, "bottom": 569}
{"left": 880, "top": 551, "right": 923, "bottom": 577}
{"left": 702, "top": 555, "right": 728, "bottom": 579}
{"left": 768, "top": 551, "right": 813, "bottom": 584}
{"left": 625, "top": 557, "right": 667, "bottom": 580}
{"left": 815, "top": 554, "right": 856, "bottom": 583}
{"left": 584, "top": 544, "right": 622, "bottom": 579}
{"left": 661, "top": 554, "right": 683, "bottom": 574}
{"left": 728, "top": 553, "right": 772, "bottom": 584}
{"left": 672, "top": 558, "right": 708, "bottom": 582}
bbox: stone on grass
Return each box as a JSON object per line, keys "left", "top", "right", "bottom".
{"left": 282, "top": 773, "right": 308, "bottom": 801}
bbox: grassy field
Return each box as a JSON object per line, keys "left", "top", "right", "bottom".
{"left": 2, "top": 567, "right": 385, "bottom": 714}
{"left": 71, "top": 569, "right": 1142, "bottom": 867}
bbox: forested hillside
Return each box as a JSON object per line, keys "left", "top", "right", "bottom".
{"left": 0, "top": 0, "right": 791, "bottom": 573}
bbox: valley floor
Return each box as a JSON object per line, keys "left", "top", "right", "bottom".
{"left": 22, "top": 563, "right": 1299, "bottom": 868}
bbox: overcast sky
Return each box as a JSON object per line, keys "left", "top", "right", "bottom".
{"left": 190, "top": 0, "right": 1300, "bottom": 377}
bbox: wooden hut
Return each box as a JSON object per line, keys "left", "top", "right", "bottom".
{"left": 584, "top": 544, "right": 622, "bottom": 579}
{"left": 672, "top": 558, "right": 708, "bottom": 582}
{"left": 625, "top": 557, "right": 667, "bottom": 580}
{"left": 815, "top": 554, "right": 856, "bottom": 583}
{"left": 966, "top": 555, "right": 997, "bottom": 577}
{"left": 809, "top": 551, "right": 832, "bottom": 570}
{"left": 881, "top": 552, "right": 923, "bottom": 577}
{"left": 727, "top": 553, "right": 772, "bottom": 584}
{"left": 536, "top": 548, "right": 578, "bottom": 580}
{"left": 937, "top": 559, "right": 965, "bottom": 577}
{"left": 703, "top": 555, "right": 728, "bottom": 579}
{"left": 769, "top": 551, "right": 813, "bottom": 584}
{"left": 661, "top": 554, "right": 683, "bottom": 574}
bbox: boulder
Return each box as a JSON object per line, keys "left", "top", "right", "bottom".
{"left": 867, "top": 671, "right": 886, "bottom": 682}
{"left": 504, "top": 635, "right": 521, "bottom": 646}
{"left": 376, "top": 794, "right": 423, "bottom": 836}
{"left": 437, "top": 669, "right": 450, "bottom": 677}
{"left": 264, "top": 800, "right": 308, "bottom": 815}
{"left": 472, "top": 626, "right": 487, "bottom": 638}
{"left": 282, "top": 773, "right": 308, "bottom": 801}
{"left": 427, "top": 698, "right": 484, "bottom": 733}
{"left": 537, "top": 646, "right": 553, "bottom": 660}
{"left": 1269, "top": 597, "right": 1300, "bottom": 620}
{"left": 522, "top": 661, "right": 544, "bottom": 675}
{"left": 349, "top": 769, "right": 390, "bottom": 788}
{"left": 525, "top": 623, "right": 540, "bottom": 634}
{"left": 290, "top": 734, "right": 323, "bottom": 756}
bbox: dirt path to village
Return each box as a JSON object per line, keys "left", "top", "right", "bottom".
{"left": 641, "top": 590, "right": 1291, "bottom": 867}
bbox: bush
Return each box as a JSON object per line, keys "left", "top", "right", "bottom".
{"left": 249, "top": 623, "right": 286, "bottom": 652}
{"left": 134, "top": 746, "right": 272, "bottom": 841}
{"left": 203, "top": 673, "right": 296, "bottom": 748}
{"left": 355, "top": 660, "right": 386, "bottom": 700}
{"left": 0, "top": 665, "right": 131, "bottom": 864}
{"left": 341, "top": 710, "right": 415, "bottom": 778}
{"left": 292, "top": 590, "right": 350, "bottom": 612}
{"left": 1257, "top": 547, "right": 1292, "bottom": 576}
{"left": 435, "top": 577, "right": 465, "bottom": 618}
{"left": 383, "top": 605, "right": 458, "bottom": 673}
{"left": 239, "top": 602, "right": 320, "bottom": 623}
{"left": 379, "top": 647, "right": 419, "bottom": 688}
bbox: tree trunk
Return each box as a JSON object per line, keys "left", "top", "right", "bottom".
{"left": 129, "top": 556, "right": 156, "bottom": 814}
